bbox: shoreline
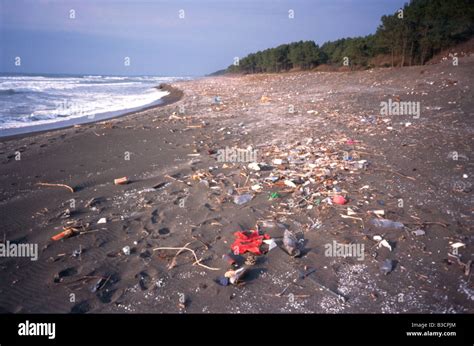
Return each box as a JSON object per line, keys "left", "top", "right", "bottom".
{"left": 0, "top": 83, "right": 184, "bottom": 141}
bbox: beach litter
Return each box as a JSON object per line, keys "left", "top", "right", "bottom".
{"left": 51, "top": 227, "right": 77, "bottom": 241}
{"left": 332, "top": 195, "right": 347, "bottom": 205}
{"left": 412, "top": 229, "right": 426, "bottom": 236}
{"left": 370, "top": 218, "right": 404, "bottom": 230}
{"left": 114, "top": 177, "right": 129, "bottom": 185}
{"left": 231, "top": 230, "right": 270, "bottom": 255}
{"left": 380, "top": 259, "right": 395, "bottom": 275}
{"left": 122, "top": 246, "right": 131, "bottom": 256}
{"left": 283, "top": 229, "right": 301, "bottom": 257}
{"left": 233, "top": 194, "right": 253, "bottom": 205}
{"left": 224, "top": 267, "right": 248, "bottom": 285}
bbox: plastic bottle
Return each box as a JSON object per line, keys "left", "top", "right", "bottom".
{"left": 370, "top": 218, "right": 404, "bottom": 230}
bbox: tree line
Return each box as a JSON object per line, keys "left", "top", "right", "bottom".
{"left": 221, "top": 0, "right": 473, "bottom": 74}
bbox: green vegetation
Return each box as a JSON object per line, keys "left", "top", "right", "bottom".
{"left": 224, "top": 0, "right": 473, "bottom": 74}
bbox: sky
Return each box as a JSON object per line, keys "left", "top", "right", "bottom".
{"left": 0, "top": 0, "right": 407, "bottom": 76}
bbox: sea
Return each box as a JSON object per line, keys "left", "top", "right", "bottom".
{"left": 0, "top": 74, "right": 189, "bottom": 136}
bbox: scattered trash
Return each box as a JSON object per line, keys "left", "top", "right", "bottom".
{"left": 268, "top": 192, "right": 280, "bottom": 200}
{"left": 59, "top": 209, "right": 71, "bottom": 219}
{"left": 225, "top": 267, "right": 248, "bottom": 284}
{"left": 380, "top": 259, "right": 394, "bottom": 275}
{"left": 72, "top": 245, "right": 82, "bottom": 257}
{"left": 378, "top": 239, "right": 392, "bottom": 252}
{"left": 373, "top": 235, "right": 392, "bottom": 251}
{"left": 283, "top": 229, "right": 301, "bottom": 257}
{"left": 263, "top": 238, "right": 278, "bottom": 251}
{"left": 412, "top": 229, "right": 425, "bottom": 236}
{"left": 332, "top": 195, "right": 347, "bottom": 205}
{"left": 251, "top": 184, "right": 262, "bottom": 191}
{"left": 451, "top": 242, "right": 466, "bottom": 249}
{"left": 90, "top": 278, "right": 105, "bottom": 293}
{"left": 372, "top": 210, "right": 385, "bottom": 216}
{"left": 231, "top": 230, "right": 270, "bottom": 255}
{"left": 97, "top": 217, "right": 107, "bottom": 224}
{"left": 370, "top": 218, "right": 404, "bottom": 230}
{"left": 284, "top": 180, "right": 297, "bottom": 188}
{"left": 248, "top": 162, "right": 261, "bottom": 171}
{"left": 216, "top": 276, "right": 229, "bottom": 286}
{"left": 233, "top": 194, "right": 253, "bottom": 205}
{"left": 272, "top": 158, "right": 284, "bottom": 165}
{"left": 122, "top": 246, "right": 131, "bottom": 256}
{"left": 114, "top": 177, "right": 129, "bottom": 185}
{"left": 51, "top": 228, "right": 76, "bottom": 241}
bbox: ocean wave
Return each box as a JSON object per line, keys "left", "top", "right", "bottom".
{"left": 0, "top": 75, "right": 184, "bottom": 130}
{"left": 0, "top": 88, "right": 18, "bottom": 95}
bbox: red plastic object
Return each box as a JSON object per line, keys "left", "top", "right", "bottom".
{"left": 333, "top": 195, "right": 347, "bottom": 205}
{"left": 231, "top": 230, "right": 270, "bottom": 255}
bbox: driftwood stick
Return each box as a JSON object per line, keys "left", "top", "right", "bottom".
{"left": 37, "top": 182, "right": 74, "bottom": 193}
{"left": 153, "top": 246, "right": 220, "bottom": 271}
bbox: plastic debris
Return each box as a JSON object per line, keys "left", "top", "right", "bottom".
{"left": 412, "top": 229, "right": 425, "bottom": 236}
{"left": 51, "top": 228, "right": 75, "bottom": 241}
{"left": 231, "top": 230, "right": 270, "bottom": 255}
{"left": 248, "top": 162, "right": 261, "bottom": 171}
{"left": 269, "top": 192, "right": 280, "bottom": 200}
{"left": 263, "top": 238, "right": 278, "bottom": 251}
{"left": 378, "top": 239, "right": 392, "bottom": 252}
{"left": 373, "top": 235, "right": 392, "bottom": 251}
{"left": 216, "top": 276, "right": 229, "bottom": 286}
{"left": 380, "top": 259, "right": 394, "bottom": 275}
{"left": 90, "top": 278, "right": 105, "bottom": 293}
{"left": 97, "top": 217, "right": 107, "bottom": 224}
{"left": 283, "top": 229, "right": 301, "bottom": 257}
{"left": 332, "top": 195, "right": 347, "bottom": 205}
{"left": 347, "top": 207, "right": 357, "bottom": 215}
{"left": 114, "top": 177, "right": 129, "bottom": 185}
{"left": 233, "top": 194, "right": 253, "bottom": 205}
{"left": 122, "top": 246, "right": 131, "bottom": 256}
{"left": 272, "top": 158, "right": 284, "bottom": 165}
{"left": 224, "top": 267, "right": 248, "bottom": 284}
{"left": 370, "top": 218, "right": 404, "bottom": 230}
{"left": 251, "top": 184, "right": 262, "bottom": 191}
{"left": 451, "top": 242, "right": 466, "bottom": 249}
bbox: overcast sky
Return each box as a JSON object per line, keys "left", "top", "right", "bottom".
{"left": 0, "top": 0, "right": 406, "bottom": 76}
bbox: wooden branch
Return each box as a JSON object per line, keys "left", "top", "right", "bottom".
{"left": 37, "top": 182, "right": 74, "bottom": 193}
{"left": 153, "top": 245, "right": 220, "bottom": 271}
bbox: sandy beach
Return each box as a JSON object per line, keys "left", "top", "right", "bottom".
{"left": 0, "top": 56, "right": 472, "bottom": 314}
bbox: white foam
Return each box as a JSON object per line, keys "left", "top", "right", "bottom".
{"left": 0, "top": 75, "right": 188, "bottom": 129}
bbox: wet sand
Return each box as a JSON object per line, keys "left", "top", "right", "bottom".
{"left": 0, "top": 56, "right": 472, "bottom": 313}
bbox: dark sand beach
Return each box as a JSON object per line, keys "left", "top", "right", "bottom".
{"left": 0, "top": 57, "right": 472, "bottom": 313}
